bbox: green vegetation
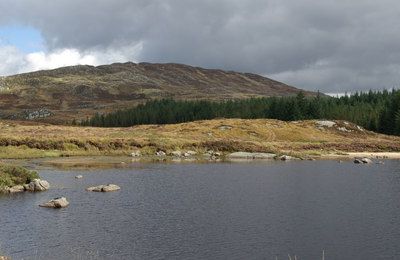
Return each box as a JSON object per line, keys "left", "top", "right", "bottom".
{"left": 82, "top": 90, "right": 400, "bottom": 136}
{"left": 0, "top": 164, "right": 39, "bottom": 188}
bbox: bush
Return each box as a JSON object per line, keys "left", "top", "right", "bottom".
{"left": 0, "top": 164, "right": 39, "bottom": 188}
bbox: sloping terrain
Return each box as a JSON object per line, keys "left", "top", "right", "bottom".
{"left": 0, "top": 62, "right": 316, "bottom": 123}
{"left": 0, "top": 119, "right": 398, "bottom": 159}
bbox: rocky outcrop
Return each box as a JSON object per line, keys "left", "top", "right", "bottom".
{"left": 39, "top": 197, "right": 69, "bottom": 208}
{"left": 24, "top": 179, "right": 50, "bottom": 192}
{"left": 86, "top": 184, "right": 121, "bottom": 192}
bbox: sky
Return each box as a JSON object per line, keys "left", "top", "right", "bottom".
{"left": 0, "top": 0, "right": 399, "bottom": 93}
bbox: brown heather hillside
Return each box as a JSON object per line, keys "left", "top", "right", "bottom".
{"left": 0, "top": 62, "right": 316, "bottom": 123}
{"left": 0, "top": 119, "right": 399, "bottom": 160}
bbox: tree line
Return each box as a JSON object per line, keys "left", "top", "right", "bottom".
{"left": 80, "top": 90, "right": 400, "bottom": 136}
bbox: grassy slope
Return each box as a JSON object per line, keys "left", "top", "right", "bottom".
{"left": 0, "top": 118, "right": 399, "bottom": 159}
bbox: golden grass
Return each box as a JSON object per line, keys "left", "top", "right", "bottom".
{"left": 0, "top": 118, "right": 399, "bottom": 159}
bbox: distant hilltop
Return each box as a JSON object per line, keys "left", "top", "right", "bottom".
{"left": 0, "top": 62, "right": 317, "bottom": 123}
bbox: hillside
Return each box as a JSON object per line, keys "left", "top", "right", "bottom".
{"left": 0, "top": 62, "right": 316, "bottom": 123}
{"left": 0, "top": 119, "right": 399, "bottom": 160}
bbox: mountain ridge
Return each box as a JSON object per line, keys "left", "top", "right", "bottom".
{"left": 0, "top": 62, "right": 317, "bottom": 123}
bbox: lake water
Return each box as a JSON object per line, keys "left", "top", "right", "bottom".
{"left": 1, "top": 160, "right": 400, "bottom": 260}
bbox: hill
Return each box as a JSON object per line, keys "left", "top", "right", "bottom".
{"left": 0, "top": 119, "right": 399, "bottom": 160}
{"left": 0, "top": 62, "right": 316, "bottom": 123}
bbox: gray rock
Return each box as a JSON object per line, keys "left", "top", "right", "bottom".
{"left": 25, "top": 179, "right": 50, "bottom": 192}
{"left": 131, "top": 150, "right": 141, "bottom": 157}
{"left": 171, "top": 150, "right": 182, "bottom": 157}
{"left": 228, "top": 152, "right": 276, "bottom": 159}
{"left": 361, "top": 158, "right": 373, "bottom": 164}
{"left": 75, "top": 175, "right": 83, "bottom": 179}
{"left": 354, "top": 159, "right": 362, "bottom": 164}
{"left": 8, "top": 185, "right": 25, "bottom": 193}
{"left": 40, "top": 197, "right": 69, "bottom": 208}
{"left": 86, "top": 184, "right": 121, "bottom": 192}
{"left": 184, "top": 150, "right": 197, "bottom": 157}
{"left": 155, "top": 150, "right": 166, "bottom": 156}
{"left": 278, "top": 155, "right": 296, "bottom": 161}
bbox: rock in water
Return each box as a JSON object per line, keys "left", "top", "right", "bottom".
{"left": 8, "top": 185, "right": 25, "bottom": 193}
{"left": 75, "top": 175, "right": 83, "bottom": 179}
{"left": 354, "top": 159, "right": 362, "bottom": 164}
{"left": 361, "top": 158, "right": 373, "bottom": 164}
{"left": 40, "top": 197, "right": 69, "bottom": 208}
{"left": 24, "top": 179, "right": 50, "bottom": 192}
{"left": 86, "top": 184, "right": 121, "bottom": 192}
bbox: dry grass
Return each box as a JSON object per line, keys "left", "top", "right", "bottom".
{"left": 0, "top": 118, "right": 399, "bottom": 159}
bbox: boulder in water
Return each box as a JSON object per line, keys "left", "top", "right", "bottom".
{"left": 39, "top": 197, "right": 69, "bottom": 208}
{"left": 86, "top": 184, "right": 121, "bottom": 192}
{"left": 24, "top": 179, "right": 50, "bottom": 192}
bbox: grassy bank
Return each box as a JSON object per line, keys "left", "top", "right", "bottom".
{"left": 0, "top": 163, "right": 39, "bottom": 189}
{"left": 0, "top": 118, "right": 399, "bottom": 160}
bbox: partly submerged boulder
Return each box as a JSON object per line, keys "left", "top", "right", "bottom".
{"left": 75, "top": 175, "right": 83, "bottom": 179}
{"left": 86, "top": 184, "right": 121, "bottom": 192}
{"left": 24, "top": 179, "right": 50, "bottom": 192}
{"left": 39, "top": 197, "right": 69, "bottom": 208}
{"left": 361, "top": 158, "right": 373, "bottom": 164}
{"left": 8, "top": 185, "right": 25, "bottom": 193}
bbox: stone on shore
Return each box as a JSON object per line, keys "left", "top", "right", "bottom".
{"left": 228, "top": 152, "right": 276, "bottom": 159}
{"left": 86, "top": 184, "right": 121, "bottom": 192}
{"left": 24, "top": 179, "right": 50, "bottom": 192}
{"left": 131, "top": 150, "right": 141, "bottom": 157}
{"left": 39, "top": 197, "right": 69, "bottom": 208}
{"left": 278, "top": 155, "right": 296, "bottom": 161}
{"left": 0, "top": 256, "right": 11, "bottom": 260}
{"left": 171, "top": 150, "right": 182, "bottom": 157}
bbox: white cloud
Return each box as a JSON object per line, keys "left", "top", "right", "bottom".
{"left": 0, "top": 42, "right": 143, "bottom": 76}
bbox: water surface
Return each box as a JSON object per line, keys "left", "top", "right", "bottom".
{"left": 1, "top": 160, "right": 400, "bottom": 259}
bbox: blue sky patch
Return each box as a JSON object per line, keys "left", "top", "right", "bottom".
{"left": 0, "top": 25, "right": 44, "bottom": 53}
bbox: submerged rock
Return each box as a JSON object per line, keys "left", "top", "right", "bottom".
{"left": 354, "top": 159, "right": 362, "bottom": 164}
{"left": 40, "top": 197, "right": 69, "bottom": 208}
{"left": 24, "top": 179, "right": 50, "bottom": 192}
{"left": 86, "top": 184, "right": 121, "bottom": 192}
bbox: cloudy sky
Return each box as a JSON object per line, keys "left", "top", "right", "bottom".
{"left": 0, "top": 0, "right": 399, "bottom": 92}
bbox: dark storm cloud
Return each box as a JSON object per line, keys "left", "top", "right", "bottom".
{"left": 0, "top": 0, "right": 399, "bottom": 92}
